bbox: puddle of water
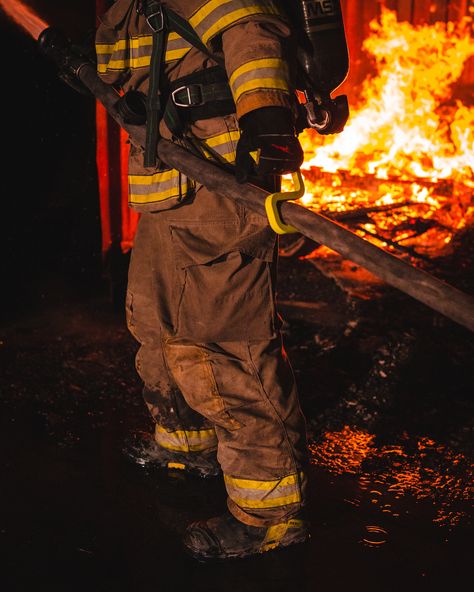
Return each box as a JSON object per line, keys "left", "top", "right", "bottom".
{"left": 361, "top": 525, "right": 389, "bottom": 547}
{"left": 309, "top": 425, "right": 473, "bottom": 528}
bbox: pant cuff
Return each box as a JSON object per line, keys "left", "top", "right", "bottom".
{"left": 227, "top": 498, "right": 303, "bottom": 527}
{"left": 154, "top": 423, "right": 217, "bottom": 452}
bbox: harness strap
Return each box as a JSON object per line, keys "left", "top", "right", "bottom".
{"left": 165, "top": 8, "right": 225, "bottom": 67}
{"left": 140, "top": 1, "right": 234, "bottom": 167}
{"left": 143, "top": 0, "right": 167, "bottom": 167}
{"left": 164, "top": 67, "right": 236, "bottom": 138}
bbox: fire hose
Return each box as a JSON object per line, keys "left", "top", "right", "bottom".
{"left": 37, "top": 27, "right": 474, "bottom": 333}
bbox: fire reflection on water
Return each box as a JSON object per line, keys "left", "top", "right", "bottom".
{"left": 309, "top": 426, "right": 473, "bottom": 528}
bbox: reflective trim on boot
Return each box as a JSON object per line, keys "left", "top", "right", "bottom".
{"left": 224, "top": 472, "right": 304, "bottom": 509}
{"left": 154, "top": 423, "right": 218, "bottom": 453}
{"left": 182, "top": 511, "right": 310, "bottom": 561}
{"left": 123, "top": 430, "right": 221, "bottom": 478}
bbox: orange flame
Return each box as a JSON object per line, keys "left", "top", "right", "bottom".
{"left": 289, "top": 8, "right": 474, "bottom": 258}
{"left": 0, "top": 0, "right": 48, "bottom": 39}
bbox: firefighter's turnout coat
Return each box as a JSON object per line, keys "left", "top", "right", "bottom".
{"left": 96, "top": 0, "right": 307, "bottom": 527}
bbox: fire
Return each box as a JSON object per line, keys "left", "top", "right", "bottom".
{"left": 0, "top": 0, "right": 48, "bottom": 39}
{"left": 290, "top": 8, "right": 474, "bottom": 258}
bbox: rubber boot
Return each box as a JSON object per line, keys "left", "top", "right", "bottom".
{"left": 182, "top": 510, "right": 310, "bottom": 561}
{"left": 122, "top": 431, "right": 221, "bottom": 478}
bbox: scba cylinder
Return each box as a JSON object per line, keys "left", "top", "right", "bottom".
{"left": 282, "top": 0, "right": 349, "bottom": 97}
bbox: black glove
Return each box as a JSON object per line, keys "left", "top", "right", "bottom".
{"left": 235, "top": 106, "right": 304, "bottom": 184}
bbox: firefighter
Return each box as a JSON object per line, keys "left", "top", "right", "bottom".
{"left": 96, "top": 0, "right": 309, "bottom": 560}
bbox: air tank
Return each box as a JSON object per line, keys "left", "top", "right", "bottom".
{"left": 281, "top": 0, "right": 350, "bottom": 134}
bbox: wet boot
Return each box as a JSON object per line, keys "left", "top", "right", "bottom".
{"left": 122, "top": 431, "right": 221, "bottom": 478}
{"left": 182, "top": 510, "right": 310, "bottom": 561}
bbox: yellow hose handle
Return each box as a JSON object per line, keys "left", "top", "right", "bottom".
{"left": 265, "top": 170, "right": 305, "bottom": 235}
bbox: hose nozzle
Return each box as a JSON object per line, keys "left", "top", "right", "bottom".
{"left": 38, "top": 26, "right": 92, "bottom": 95}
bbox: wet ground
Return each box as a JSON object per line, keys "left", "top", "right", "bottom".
{"left": 1, "top": 248, "right": 472, "bottom": 592}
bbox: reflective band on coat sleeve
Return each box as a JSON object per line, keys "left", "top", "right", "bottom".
{"left": 128, "top": 168, "right": 192, "bottom": 206}
{"left": 96, "top": 32, "right": 191, "bottom": 74}
{"left": 154, "top": 424, "right": 218, "bottom": 452}
{"left": 200, "top": 130, "right": 241, "bottom": 164}
{"left": 189, "top": 0, "right": 279, "bottom": 45}
{"left": 229, "top": 57, "right": 290, "bottom": 103}
{"left": 224, "top": 472, "right": 303, "bottom": 509}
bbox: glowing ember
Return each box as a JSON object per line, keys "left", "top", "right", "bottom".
{"left": 0, "top": 0, "right": 48, "bottom": 39}
{"left": 288, "top": 8, "right": 474, "bottom": 258}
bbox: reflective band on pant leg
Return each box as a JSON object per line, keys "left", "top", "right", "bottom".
{"left": 224, "top": 472, "right": 304, "bottom": 510}
{"left": 154, "top": 424, "right": 217, "bottom": 452}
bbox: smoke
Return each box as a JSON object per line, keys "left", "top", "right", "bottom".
{"left": 0, "top": 0, "right": 48, "bottom": 39}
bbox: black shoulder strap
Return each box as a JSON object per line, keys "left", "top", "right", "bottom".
{"left": 164, "top": 7, "right": 225, "bottom": 68}
{"left": 143, "top": 0, "right": 167, "bottom": 167}
{"left": 141, "top": 1, "right": 226, "bottom": 166}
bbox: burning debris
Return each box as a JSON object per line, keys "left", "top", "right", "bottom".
{"left": 287, "top": 8, "right": 474, "bottom": 260}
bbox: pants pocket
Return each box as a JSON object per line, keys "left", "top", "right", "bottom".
{"left": 170, "top": 222, "right": 277, "bottom": 342}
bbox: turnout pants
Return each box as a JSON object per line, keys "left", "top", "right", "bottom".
{"left": 126, "top": 184, "right": 308, "bottom": 527}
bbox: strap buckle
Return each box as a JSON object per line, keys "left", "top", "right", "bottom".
{"left": 147, "top": 8, "right": 164, "bottom": 32}
{"left": 171, "top": 84, "right": 205, "bottom": 108}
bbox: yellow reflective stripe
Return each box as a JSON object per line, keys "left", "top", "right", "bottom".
{"left": 99, "top": 56, "right": 150, "bottom": 71}
{"left": 201, "top": 6, "right": 268, "bottom": 45}
{"left": 129, "top": 168, "right": 192, "bottom": 206}
{"left": 231, "top": 493, "right": 301, "bottom": 509}
{"left": 169, "top": 31, "right": 186, "bottom": 41}
{"left": 95, "top": 43, "right": 117, "bottom": 55}
{"left": 199, "top": 130, "right": 240, "bottom": 164}
{"left": 96, "top": 35, "right": 152, "bottom": 53}
{"left": 225, "top": 472, "right": 299, "bottom": 491}
{"left": 154, "top": 424, "right": 217, "bottom": 453}
{"left": 190, "top": 0, "right": 229, "bottom": 27}
{"left": 190, "top": 0, "right": 279, "bottom": 38}
{"left": 229, "top": 58, "right": 286, "bottom": 88}
{"left": 156, "top": 426, "right": 217, "bottom": 438}
{"left": 129, "top": 169, "right": 179, "bottom": 185}
{"left": 234, "top": 77, "right": 289, "bottom": 102}
{"left": 166, "top": 47, "right": 191, "bottom": 61}
{"left": 129, "top": 185, "right": 187, "bottom": 205}
{"left": 205, "top": 130, "right": 241, "bottom": 147}
{"left": 96, "top": 31, "right": 190, "bottom": 73}
{"left": 287, "top": 519, "right": 304, "bottom": 529}
{"left": 225, "top": 472, "right": 303, "bottom": 509}
{"left": 260, "top": 523, "right": 289, "bottom": 552}
{"left": 168, "top": 462, "right": 186, "bottom": 470}
{"left": 97, "top": 33, "right": 184, "bottom": 53}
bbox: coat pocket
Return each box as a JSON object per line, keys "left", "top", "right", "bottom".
{"left": 170, "top": 220, "right": 277, "bottom": 342}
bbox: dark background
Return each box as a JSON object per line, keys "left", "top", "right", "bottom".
{"left": 1, "top": 0, "right": 102, "bottom": 321}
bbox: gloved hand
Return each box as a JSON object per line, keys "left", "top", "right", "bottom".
{"left": 235, "top": 106, "right": 304, "bottom": 183}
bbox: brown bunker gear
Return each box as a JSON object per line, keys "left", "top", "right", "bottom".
{"left": 97, "top": 0, "right": 309, "bottom": 530}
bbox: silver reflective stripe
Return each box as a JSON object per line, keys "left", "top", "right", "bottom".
{"left": 190, "top": 0, "right": 279, "bottom": 45}
{"left": 155, "top": 424, "right": 218, "bottom": 452}
{"left": 224, "top": 472, "right": 303, "bottom": 509}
